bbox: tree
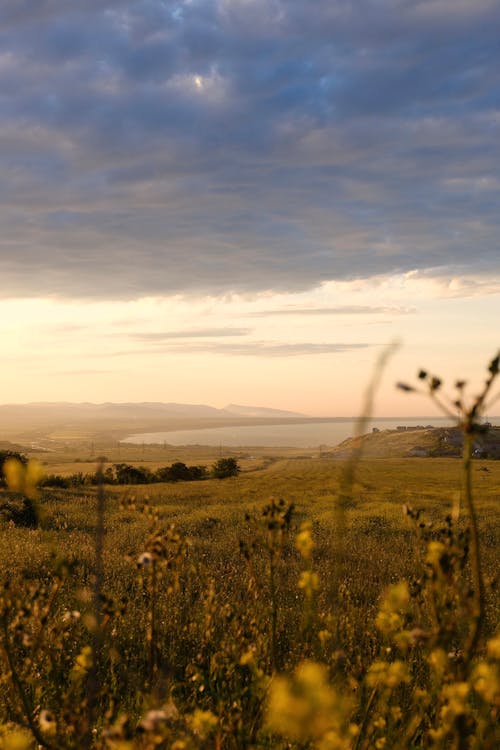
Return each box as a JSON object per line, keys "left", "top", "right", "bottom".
{"left": 113, "top": 463, "right": 153, "bottom": 485}
{"left": 187, "top": 464, "right": 208, "bottom": 480}
{"left": 155, "top": 462, "right": 208, "bottom": 482}
{"left": 211, "top": 457, "right": 240, "bottom": 479}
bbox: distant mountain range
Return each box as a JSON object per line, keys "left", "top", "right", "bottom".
{"left": 0, "top": 401, "right": 308, "bottom": 441}
{"left": 0, "top": 401, "right": 306, "bottom": 421}
{"left": 224, "top": 404, "right": 305, "bottom": 418}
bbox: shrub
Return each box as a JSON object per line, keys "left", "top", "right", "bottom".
{"left": 114, "top": 463, "right": 153, "bottom": 484}
{"left": 40, "top": 474, "right": 70, "bottom": 488}
{"left": 211, "top": 457, "right": 240, "bottom": 478}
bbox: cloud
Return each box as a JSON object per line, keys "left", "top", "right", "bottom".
{"left": 54, "top": 369, "right": 114, "bottom": 375}
{"left": 130, "top": 327, "right": 251, "bottom": 340}
{"left": 112, "top": 340, "right": 371, "bottom": 357}
{"left": 249, "top": 305, "right": 415, "bottom": 316}
{"left": 0, "top": 1, "right": 499, "bottom": 299}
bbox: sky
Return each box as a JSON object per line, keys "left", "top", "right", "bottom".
{"left": 0, "top": 0, "right": 499, "bottom": 417}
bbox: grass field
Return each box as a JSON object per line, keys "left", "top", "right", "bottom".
{"left": 0, "top": 449, "right": 499, "bottom": 748}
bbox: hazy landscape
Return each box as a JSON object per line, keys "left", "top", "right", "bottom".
{"left": 0, "top": 385, "right": 499, "bottom": 748}
{"left": 1, "top": 1, "right": 500, "bottom": 748}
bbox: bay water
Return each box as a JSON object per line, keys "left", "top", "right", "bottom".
{"left": 119, "top": 416, "right": 500, "bottom": 449}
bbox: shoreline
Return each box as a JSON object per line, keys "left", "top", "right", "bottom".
{"left": 121, "top": 416, "right": 460, "bottom": 448}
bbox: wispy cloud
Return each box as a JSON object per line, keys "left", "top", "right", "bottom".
{"left": 130, "top": 328, "right": 252, "bottom": 340}
{"left": 112, "top": 341, "right": 371, "bottom": 358}
{"left": 54, "top": 369, "right": 114, "bottom": 375}
{"left": 249, "top": 306, "right": 415, "bottom": 317}
{"left": 184, "top": 342, "right": 372, "bottom": 357}
{"left": 47, "top": 323, "right": 91, "bottom": 334}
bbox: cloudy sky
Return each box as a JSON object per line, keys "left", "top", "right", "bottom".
{"left": 1, "top": 0, "right": 499, "bottom": 416}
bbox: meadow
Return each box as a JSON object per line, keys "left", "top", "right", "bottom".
{"left": 0, "top": 441, "right": 499, "bottom": 749}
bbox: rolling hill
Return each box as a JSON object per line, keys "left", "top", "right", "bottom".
{"left": 325, "top": 426, "right": 500, "bottom": 459}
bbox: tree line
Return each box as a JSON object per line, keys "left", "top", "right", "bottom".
{"left": 0, "top": 451, "right": 240, "bottom": 489}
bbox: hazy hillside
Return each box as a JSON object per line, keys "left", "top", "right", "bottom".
{"left": 0, "top": 401, "right": 310, "bottom": 443}
{"left": 325, "top": 426, "right": 500, "bottom": 459}
{"left": 0, "top": 401, "right": 229, "bottom": 421}
{"left": 224, "top": 403, "right": 306, "bottom": 418}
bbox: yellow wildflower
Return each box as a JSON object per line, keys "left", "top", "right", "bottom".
{"left": 240, "top": 649, "right": 255, "bottom": 666}
{"left": 298, "top": 570, "right": 319, "bottom": 596}
{"left": 471, "top": 662, "right": 500, "bottom": 704}
{"left": 366, "top": 660, "right": 410, "bottom": 689}
{"left": 319, "top": 629, "right": 331, "bottom": 645}
{"left": 391, "top": 706, "right": 402, "bottom": 722}
{"left": 0, "top": 727, "right": 32, "bottom": 750}
{"left": 296, "top": 521, "right": 315, "bottom": 560}
{"left": 376, "top": 582, "right": 410, "bottom": 635}
{"left": 487, "top": 635, "right": 500, "bottom": 660}
{"left": 189, "top": 709, "right": 218, "bottom": 739}
{"left": 426, "top": 541, "right": 446, "bottom": 568}
{"left": 428, "top": 648, "right": 448, "bottom": 678}
{"left": 440, "top": 682, "right": 469, "bottom": 728}
{"left": 3, "top": 458, "right": 44, "bottom": 499}
{"left": 267, "top": 661, "right": 353, "bottom": 747}
{"left": 71, "top": 645, "right": 93, "bottom": 680}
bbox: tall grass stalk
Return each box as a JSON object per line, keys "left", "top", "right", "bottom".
{"left": 147, "top": 557, "right": 159, "bottom": 687}
{"left": 462, "top": 430, "right": 484, "bottom": 667}
{"left": 85, "top": 458, "right": 106, "bottom": 749}
{"left": 1, "top": 617, "right": 57, "bottom": 750}
{"left": 335, "top": 342, "right": 398, "bottom": 588}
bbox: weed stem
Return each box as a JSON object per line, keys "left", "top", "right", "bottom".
{"left": 462, "top": 431, "right": 484, "bottom": 666}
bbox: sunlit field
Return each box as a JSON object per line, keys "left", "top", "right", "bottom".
{"left": 3, "top": 0, "right": 500, "bottom": 745}
{"left": 1, "top": 445, "right": 499, "bottom": 749}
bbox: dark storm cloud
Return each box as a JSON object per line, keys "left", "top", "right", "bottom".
{"left": 1, "top": 1, "right": 499, "bottom": 299}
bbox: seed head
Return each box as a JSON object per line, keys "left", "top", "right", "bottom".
{"left": 39, "top": 709, "right": 57, "bottom": 735}
{"left": 137, "top": 552, "right": 154, "bottom": 566}
{"left": 62, "top": 610, "right": 81, "bottom": 623}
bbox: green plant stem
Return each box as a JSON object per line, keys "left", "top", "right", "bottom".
{"left": 85, "top": 460, "right": 105, "bottom": 748}
{"left": 353, "top": 685, "right": 377, "bottom": 750}
{"left": 269, "top": 548, "right": 278, "bottom": 672}
{"left": 31, "top": 577, "right": 63, "bottom": 660}
{"left": 1, "top": 619, "right": 58, "bottom": 750}
{"left": 336, "top": 343, "right": 398, "bottom": 589}
{"left": 462, "top": 431, "right": 484, "bottom": 666}
{"left": 148, "top": 560, "right": 158, "bottom": 686}
{"left": 396, "top": 705, "right": 425, "bottom": 750}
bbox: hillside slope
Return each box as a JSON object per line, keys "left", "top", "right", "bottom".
{"left": 325, "top": 426, "right": 500, "bottom": 459}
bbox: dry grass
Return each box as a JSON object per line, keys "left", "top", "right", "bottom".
{"left": 0, "top": 452, "right": 499, "bottom": 748}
